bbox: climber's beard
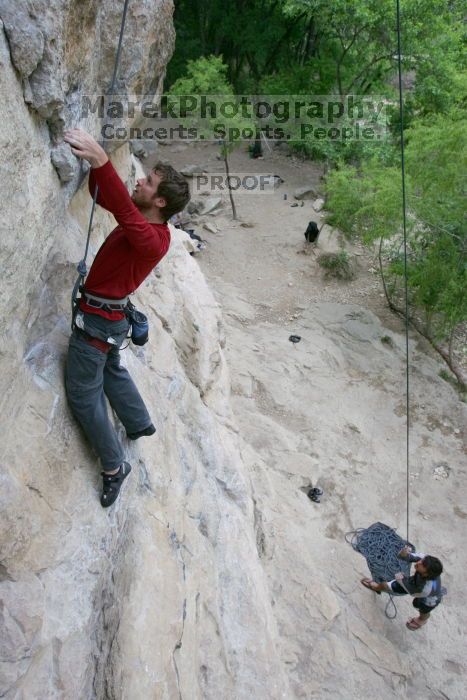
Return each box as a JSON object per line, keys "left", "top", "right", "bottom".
{"left": 131, "top": 187, "right": 152, "bottom": 210}
{"left": 131, "top": 172, "right": 164, "bottom": 216}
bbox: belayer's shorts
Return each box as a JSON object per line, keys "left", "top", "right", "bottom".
{"left": 389, "top": 580, "right": 440, "bottom": 614}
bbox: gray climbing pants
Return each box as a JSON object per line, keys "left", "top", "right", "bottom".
{"left": 65, "top": 312, "right": 152, "bottom": 470}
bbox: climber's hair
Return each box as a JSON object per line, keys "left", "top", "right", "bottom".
{"left": 422, "top": 556, "right": 443, "bottom": 580}
{"left": 152, "top": 162, "right": 190, "bottom": 221}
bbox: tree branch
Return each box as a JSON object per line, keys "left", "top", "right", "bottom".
{"left": 378, "top": 235, "right": 466, "bottom": 388}
{"left": 264, "top": 12, "right": 307, "bottom": 73}
{"left": 345, "top": 53, "right": 395, "bottom": 94}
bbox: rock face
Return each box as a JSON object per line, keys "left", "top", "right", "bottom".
{"left": 0, "top": 0, "right": 174, "bottom": 121}
{"left": 1, "top": 4, "right": 466, "bottom": 700}
{"left": 0, "top": 0, "right": 175, "bottom": 183}
{"left": 0, "top": 4, "right": 290, "bottom": 698}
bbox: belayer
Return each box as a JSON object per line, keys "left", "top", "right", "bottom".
{"left": 361, "top": 545, "right": 444, "bottom": 631}
{"left": 63, "top": 128, "right": 190, "bottom": 507}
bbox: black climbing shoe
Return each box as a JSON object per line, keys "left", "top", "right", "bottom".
{"left": 307, "top": 487, "right": 323, "bottom": 503}
{"left": 126, "top": 423, "right": 156, "bottom": 441}
{"left": 100, "top": 462, "right": 132, "bottom": 508}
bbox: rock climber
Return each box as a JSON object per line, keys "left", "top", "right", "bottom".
{"left": 361, "top": 545, "right": 444, "bottom": 630}
{"left": 63, "top": 128, "right": 190, "bottom": 507}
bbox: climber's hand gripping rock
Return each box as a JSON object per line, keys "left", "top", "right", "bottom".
{"left": 64, "top": 128, "right": 108, "bottom": 169}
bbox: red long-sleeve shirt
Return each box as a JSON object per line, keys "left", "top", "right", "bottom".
{"left": 79, "top": 160, "right": 171, "bottom": 320}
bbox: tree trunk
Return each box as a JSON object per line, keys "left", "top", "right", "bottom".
{"left": 223, "top": 147, "right": 237, "bottom": 220}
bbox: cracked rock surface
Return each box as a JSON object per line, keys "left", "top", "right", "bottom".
{"left": 1, "top": 4, "right": 466, "bottom": 700}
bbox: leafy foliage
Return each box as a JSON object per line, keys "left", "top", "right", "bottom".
{"left": 170, "top": 55, "right": 256, "bottom": 150}
{"left": 170, "top": 55, "right": 233, "bottom": 95}
{"left": 404, "top": 111, "right": 466, "bottom": 234}
{"left": 325, "top": 110, "right": 467, "bottom": 344}
{"left": 169, "top": 0, "right": 465, "bottom": 107}
{"left": 168, "top": 0, "right": 305, "bottom": 90}
{"left": 168, "top": 0, "right": 466, "bottom": 372}
{"left": 171, "top": 56, "right": 257, "bottom": 218}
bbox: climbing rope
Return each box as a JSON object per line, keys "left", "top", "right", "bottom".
{"left": 396, "top": 0, "right": 411, "bottom": 544}
{"left": 345, "top": 0, "right": 414, "bottom": 619}
{"left": 71, "top": 0, "right": 131, "bottom": 319}
{"left": 345, "top": 4, "right": 414, "bottom": 620}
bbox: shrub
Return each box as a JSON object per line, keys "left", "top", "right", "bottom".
{"left": 317, "top": 251, "right": 355, "bottom": 280}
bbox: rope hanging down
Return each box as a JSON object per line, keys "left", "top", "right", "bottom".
{"left": 71, "top": 0, "right": 131, "bottom": 317}
{"left": 345, "top": 4, "right": 414, "bottom": 621}
{"left": 396, "top": 0, "right": 411, "bottom": 544}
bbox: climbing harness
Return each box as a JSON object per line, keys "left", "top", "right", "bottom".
{"left": 346, "top": 1, "right": 416, "bottom": 620}
{"left": 81, "top": 291, "right": 129, "bottom": 311}
{"left": 71, "top": 0, "right": 131, "bottom": 325}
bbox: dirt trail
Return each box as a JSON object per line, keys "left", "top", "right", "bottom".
{"left": 169, "top": 143, "right": 386, "bottom": 317}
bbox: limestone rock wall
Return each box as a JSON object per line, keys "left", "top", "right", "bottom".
{"left": 0, "top": 0, "right": 174, "bottom": 133}
{"left": 0, "top": 4, "right": 290, "bottom": 698}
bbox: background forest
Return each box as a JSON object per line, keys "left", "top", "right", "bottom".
{"left": 166, "top": 0, "right": 466, "bottom": 387}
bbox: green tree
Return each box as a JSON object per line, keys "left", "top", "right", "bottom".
{"left": 171, "top": 56, "right": 256, "bottom": 219}
{"left": 168, "top": 0, "right": 309, "bottom": 91}
{"left": 169, "top": 55, "right": 233, "bottom": 95}
{"left": 283, "top": 0, "right": 464, "bottom": 97}
{"left": 325, "top": 110, "right": 467, "bottom": 383}
{"left": 169, "top": 0, "right": 464, "bottom": 105}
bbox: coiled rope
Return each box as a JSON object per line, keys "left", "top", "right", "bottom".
{"left": 346, "top": 523, "right": 413, "bottom": 619}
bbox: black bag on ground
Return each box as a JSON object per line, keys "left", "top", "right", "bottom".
{"left": 304, "top": 221, "right": 320, "bottom": 243}
{"left": 126, "top": 301, "right": 149, "bottom": 346}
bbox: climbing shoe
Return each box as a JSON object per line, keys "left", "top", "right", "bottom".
{"left": 307, "top": 487, "right": 323, "bottom": 503}
{"left": 100, "top": 462, "right": 132, "bottom": 508}
{"left": 126, "top": 423, "right": 156, "bottom": 441}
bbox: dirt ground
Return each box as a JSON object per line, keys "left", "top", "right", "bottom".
{"left": 145, "top": 141, "right": 467, "bottom": 699}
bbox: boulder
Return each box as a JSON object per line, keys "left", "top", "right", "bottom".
{"left": 0, "top": 8, "right": 45, "bottom": 77}
{"left": 0, "top": 0, "right": 175, "bottom": 136}
{"left": 181, "top": 164, "right": 208, "bottom": 177}
{"left": 202, "top": 196, "right": 223, "bottom": 215}
{"left": 294, "top": 185, "right": 318, "bottom": 200}
{"left": 313, "top": 197, "right": 325, "bottom": 212}
{"left": 187, "top": 199, "right": 205, "bottom": 215}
